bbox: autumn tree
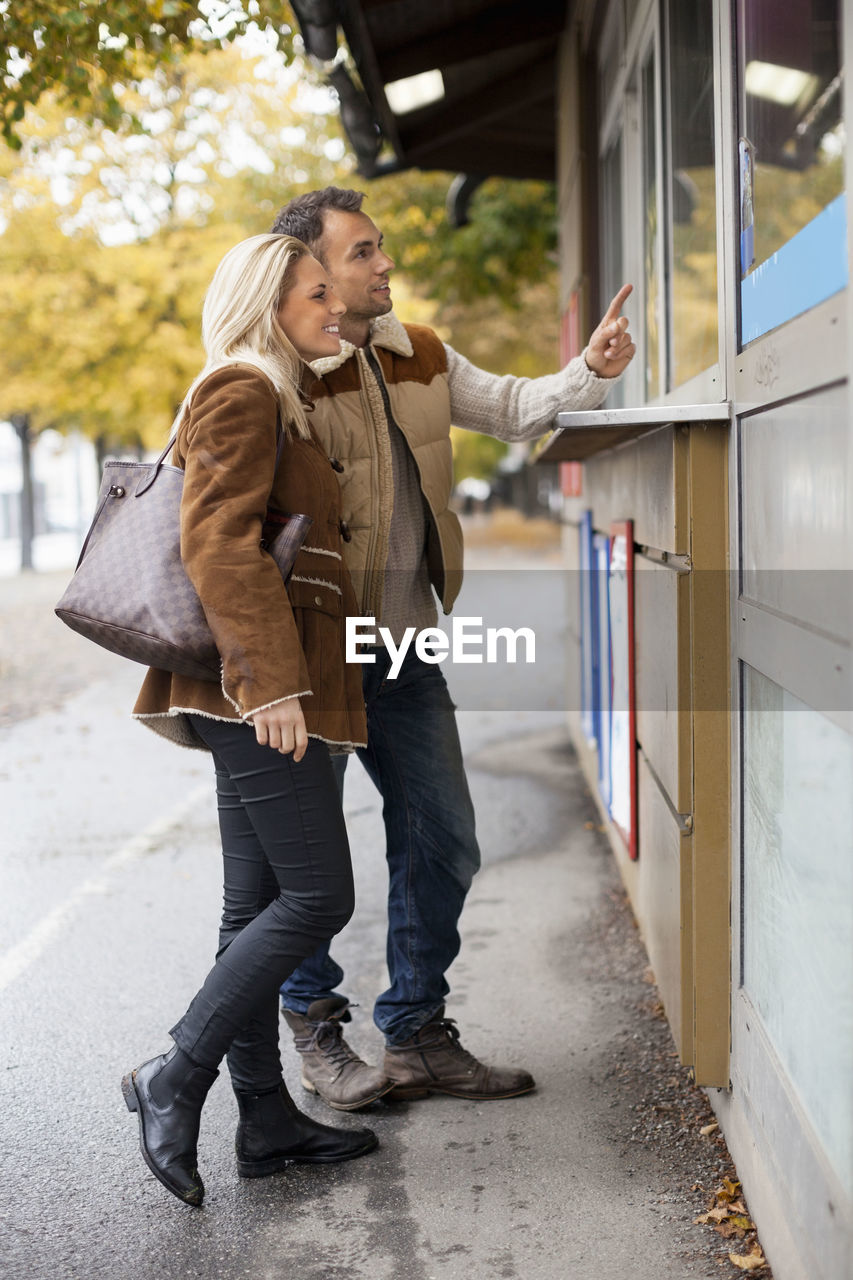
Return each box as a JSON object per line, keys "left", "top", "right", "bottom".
{"left": 0, "top": 31, "right": 564, "bottom": 571}
{"left": 0, "top": 0, "right": 296, "bottom": 147}
{"left": 0, "top": 47, "right": 343, "bottom": 447}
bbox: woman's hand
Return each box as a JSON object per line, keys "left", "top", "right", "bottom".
{"left": 251, "top": 698, "right": 308, "bottom": 760}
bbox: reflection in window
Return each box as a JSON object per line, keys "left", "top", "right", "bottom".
{"left": 666, "top": 0, "right": 718, "bottom": 387}
{"left": 740, "top": 0, "right": 844, "bottom": 342}
{"left": 642, "top": 52, "right": 660, "bottom": 400}
{"left": 600, "top": 137, "right": 625, "bottom": 409}
{"left": 598, "top": 5, "right": 623, "bottom": 126}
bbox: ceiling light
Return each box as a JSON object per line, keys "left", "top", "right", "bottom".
{"left": 384, "top": 69, "right": 445, "bottom": 115}
{"left": 745, "top": 60, "right": 819, "bottom": 107}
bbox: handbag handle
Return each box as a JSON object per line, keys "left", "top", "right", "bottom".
{"left": 74, "top": 408, "right": 287, "bottom": 569}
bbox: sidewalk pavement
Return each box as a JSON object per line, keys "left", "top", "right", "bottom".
{"left": 0, "top": 551, "right": 748, "bottom": 1279}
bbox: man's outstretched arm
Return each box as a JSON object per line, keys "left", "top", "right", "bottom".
{"left": 446, "top": 284, "right": 635, "bottom": 443}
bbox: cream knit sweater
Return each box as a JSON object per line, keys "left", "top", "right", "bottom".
{"left": 444, "top": 340, "right": 612, "bottom": 441}
{"left": 312, "top": 313, "right": 616, "bottom": 641}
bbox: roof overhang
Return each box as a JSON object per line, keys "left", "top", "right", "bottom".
{"left": 291, "top": 0, "right": 567, "bottom": 183}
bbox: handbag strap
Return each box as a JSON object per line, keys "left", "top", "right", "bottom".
{"left": 75, "top": 408, "right": 287, "bottom": 570}
{"left": 136, "top": 407, "right": 286, "bottom": 496}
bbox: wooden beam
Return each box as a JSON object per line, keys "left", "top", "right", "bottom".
{"left": 340, "top": 0, "right": 405, "bottom": 160}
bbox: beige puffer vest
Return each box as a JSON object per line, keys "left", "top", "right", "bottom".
{"left": 309, "top": 314, "right": 463, "bottom": 620}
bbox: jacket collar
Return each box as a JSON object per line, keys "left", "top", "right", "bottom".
{"left": 310, "top": 311, "right": 413, "bottom": 377}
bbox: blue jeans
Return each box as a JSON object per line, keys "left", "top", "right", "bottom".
{"left": 280, "top": 646, "right": 481, "bottom": 1044}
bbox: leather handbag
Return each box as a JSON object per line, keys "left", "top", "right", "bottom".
{"left": 55, "top": 425, "right": 311, "bottom": 682}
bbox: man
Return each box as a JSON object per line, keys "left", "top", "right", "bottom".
{"left": 271, "top": 187, "right": 634, "bottom": 1110}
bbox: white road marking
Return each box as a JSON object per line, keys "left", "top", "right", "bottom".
{"left": 0, "top": 782, "right": 209, "bottom": 993}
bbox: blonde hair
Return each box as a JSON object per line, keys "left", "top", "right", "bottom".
{"left": 176, "top": 233, "right": 314, "bottom": 439}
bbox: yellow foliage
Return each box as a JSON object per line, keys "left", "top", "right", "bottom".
{"left": 1, "top": 42, "right": 564, "bottom": 461}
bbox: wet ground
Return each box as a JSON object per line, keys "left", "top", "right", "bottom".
{"left": 0, "top": 550, "right": 765, "bottom": 1278}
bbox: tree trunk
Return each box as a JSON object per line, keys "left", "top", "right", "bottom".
{"left": 94, "top": 434, "right": 109, "bottom": 485}
{"left": 11, "top": 413, "right": 34, "bottom": 572}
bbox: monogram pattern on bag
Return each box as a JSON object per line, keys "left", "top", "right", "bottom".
{"left": 55, "top": 461, "right": 311, "bottom": 682}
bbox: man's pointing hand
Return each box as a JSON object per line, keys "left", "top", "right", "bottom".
{"left": 584, "top": 283, "right": 635, "bottom": 379}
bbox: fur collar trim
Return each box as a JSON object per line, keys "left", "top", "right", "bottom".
{"left": 310, "top": 311, "right": 414, "bottom": 376}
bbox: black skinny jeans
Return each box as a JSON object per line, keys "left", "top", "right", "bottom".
{"left": 169, "top": 719, "right": 354, "bottom": 1092}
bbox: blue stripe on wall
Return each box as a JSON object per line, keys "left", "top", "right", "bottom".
{"left": 741, "top": 192, "right": 848, "bottom": 346}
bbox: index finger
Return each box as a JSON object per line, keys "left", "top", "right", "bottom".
{"left": 293, "top": 722, "right": 308, "bottom": 763}
{"left": 604, "top": 282, "right": 633, "bottom": 320}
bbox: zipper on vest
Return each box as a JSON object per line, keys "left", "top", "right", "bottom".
{"left": 357, "top": 346, "right": 390, "bottom": 621}
{"left": 365, "top": 344, "right": 446, "bottom": 608}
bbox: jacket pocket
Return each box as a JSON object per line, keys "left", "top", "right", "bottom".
{"left": 288, "top": 573, "right": 342, "bottom": 618}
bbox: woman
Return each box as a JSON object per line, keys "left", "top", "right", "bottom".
{"left": 123, "top": 234, "right": 378, "bottom": 1208}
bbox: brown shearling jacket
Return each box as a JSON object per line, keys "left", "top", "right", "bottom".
{"left": 132, "top": 364, "right": 367, "bottom": 753}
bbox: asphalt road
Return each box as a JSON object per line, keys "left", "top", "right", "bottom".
{"left": 0, "top": 545, "right": 734, "bottom": 1280}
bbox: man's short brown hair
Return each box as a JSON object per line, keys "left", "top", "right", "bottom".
{"left": 271, "top": 187, "right": 365, "bottom": 259}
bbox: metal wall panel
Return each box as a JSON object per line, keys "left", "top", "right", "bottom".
{"left": 562, "top": 520, "right": 583, "bottom": 740}
{"left": 740, "top": 384, "right": 850, "bottom": 645}
{"left": 634, "top": 556, "right": 691, "bottom": 812}
{"left": 565, "top": 617, "right": 583, "bottom": 746}
{"left": 582, "top": 426, "right": 686, "bottom": 552}
{"left": 636, "top": 750, "right": 685, "bottom": 1051}
{"left": 735, "top": 293, "right": 846, "bottom": 414}
{"left": 561, "top": 519, "right": 582, "bottom": 646}
{"left": 741, "top": 664, "right": 853, "bottom": 1196}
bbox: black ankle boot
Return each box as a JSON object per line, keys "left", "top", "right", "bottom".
{"left": 122, "top": 1045, "right": 219, "bottom": 1206}
{"left": 234, "top": 1080, "right": 378, "bottom": 1178}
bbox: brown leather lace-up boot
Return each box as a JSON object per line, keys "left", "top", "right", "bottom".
{"left": 281, "top": 997, "right": 394, "bottom": 1111}
{"left": 384, "top": 1008, "right": 536, "bottom": 1100}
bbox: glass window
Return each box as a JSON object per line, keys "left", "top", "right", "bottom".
{"left": 597, "top": 0, "right": 720, "bottom": 399}
{"left": 742, "top": 665, "right": 853, "bottom": 1194}
{"left": 641, "top": 49, "right": 661, "bottom": 400}
{"left": 665, "top": 0, "right": 718, "bottom": 386}
{"left": 739, "top": 0, "right": 845, "bottom": 344}
{"left": 600, "top": 135, "right": 626, "bottom": 409}
{"left": 597, "top": 5, "right": 623, "bottom": 125}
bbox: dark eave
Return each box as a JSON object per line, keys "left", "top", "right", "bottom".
{"left": 292, "top": 0, "right": 565, "bottom": 181}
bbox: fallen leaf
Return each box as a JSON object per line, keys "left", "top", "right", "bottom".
{"left": 729, "top": 1246, "right": 766, "bottom": 1271}
{"left": 700, "top": 1122, "right": 719, "bottom": 1136}
{"left": 716, "top": 1177, "right": 741, "bottom": 1203}
{"left": 695, "top": 1206, "right": 731, "bottom": 1225}
{"left": 728, "top": 1215, "right": 754, "bottom": 1231}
